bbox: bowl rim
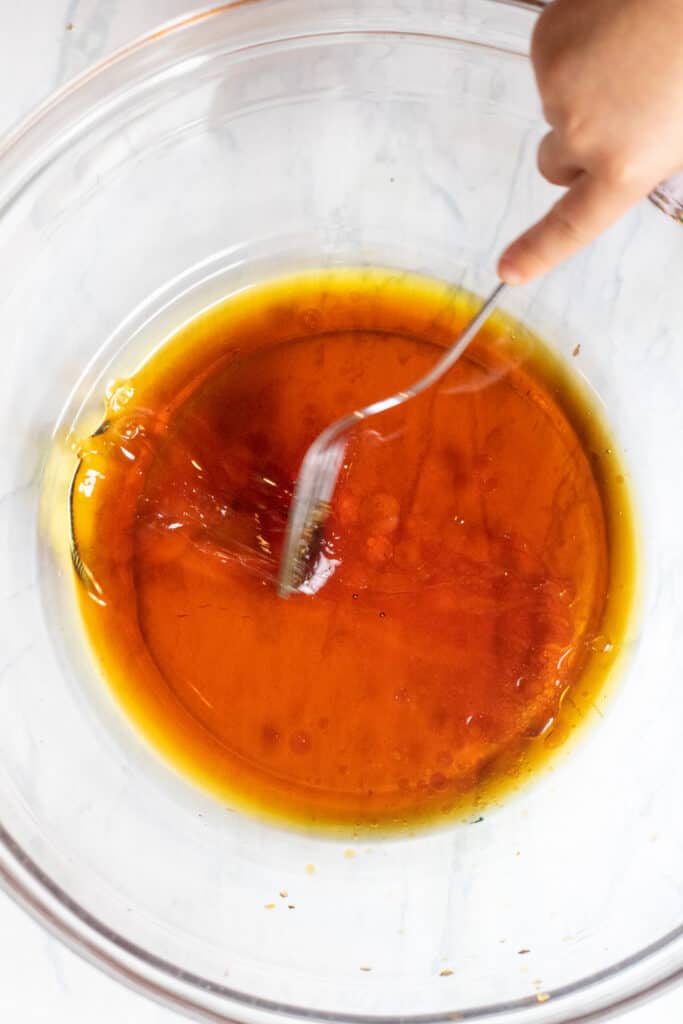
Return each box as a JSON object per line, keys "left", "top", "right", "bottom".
{"left": 2, "top": 2, "right": 682, "bottom": 1023}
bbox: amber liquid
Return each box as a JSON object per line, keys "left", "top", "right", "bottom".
{"left": 72, "top": 269, "right": 635, "bottom": 832}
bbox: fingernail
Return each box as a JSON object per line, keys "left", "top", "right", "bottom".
{"left": 498, "top": 259, "right": 524, "bottom": 285}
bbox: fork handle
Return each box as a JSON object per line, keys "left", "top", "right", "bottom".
{"left": 412, "top": 282, "right": 507, "bottom": 397}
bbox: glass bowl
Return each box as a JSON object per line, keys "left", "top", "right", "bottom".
{"left": 1, "top": 1, "right": 682, "bottom": 1021}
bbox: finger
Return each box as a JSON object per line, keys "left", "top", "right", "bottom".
{"left": 537, "top": 130, "right": 582, "bottom": 187}
{"left": 498, "top": 173, "right": 643, "bottom": 284}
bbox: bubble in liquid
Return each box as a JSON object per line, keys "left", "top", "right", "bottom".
{"left": 290, "top": 731, "right": 312, "bottom": 754}
{"left": 589, "top": 634, "right": 613, "bottom": 654}
{"left": 106, "top": 378, "right": 135, "bottom": 414}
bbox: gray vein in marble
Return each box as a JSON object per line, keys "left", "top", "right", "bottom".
{"left": 485, "top": 119, "right": 538, "bottom": 258}
{"left": 0, "top": 645, "right": 33, "bottom": 687}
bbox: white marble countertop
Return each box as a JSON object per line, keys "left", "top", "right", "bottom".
{"left": 0, "top": 3, "right": 680, "bottom": 1022}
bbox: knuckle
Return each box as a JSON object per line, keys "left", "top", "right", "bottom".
{"left": 546, "top": 205, "right": 586, "bottom": 247}
{"left": 536, "top": 134, "right": 563, "bottom": 181}
{"left": 536, "top": 146, "right": 549, "bottom": 177}
{"left": 537, "top": 148, "right": 560, "bottom": 184}
{"left": 557, "top": 112, "right": 593, "bottom": 154}
{"left": 540, "top": 165, "right": 572, "bottom": 188}
{"left": 536, "top": 82, "right": 591, "bottom": 154}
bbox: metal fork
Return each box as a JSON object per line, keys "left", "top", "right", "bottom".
{"left": 277, "top": 280, "right": 506, "bottom": 597}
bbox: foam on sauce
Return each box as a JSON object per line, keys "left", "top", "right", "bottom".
{"left": 71, "top": 269, "right": 636, "bottom": 832}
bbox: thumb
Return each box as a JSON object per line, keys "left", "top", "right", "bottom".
{"left": 498, "top": 172, "right": 643, "bottom": 284}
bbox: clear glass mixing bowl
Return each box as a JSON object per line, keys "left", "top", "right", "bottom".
{"left": 1, "top": 2, "right": 682, "bottom": 1021}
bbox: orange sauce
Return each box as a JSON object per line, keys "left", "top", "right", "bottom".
{"left": 71, "top": 269, "right": 635, "bottom": 832}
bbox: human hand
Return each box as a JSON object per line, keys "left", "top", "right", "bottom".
{"left": 498, "top": 0, "right": 683, "bottom": 284}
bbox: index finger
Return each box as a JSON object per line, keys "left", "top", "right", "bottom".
{"left": 498, "top": 173, "right": 644, "bottom": 284}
